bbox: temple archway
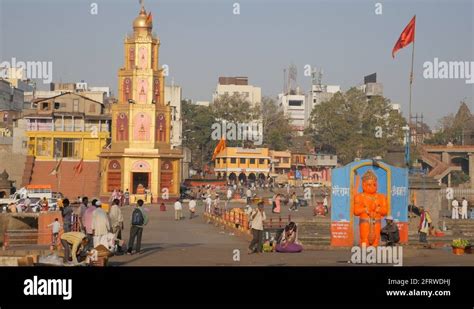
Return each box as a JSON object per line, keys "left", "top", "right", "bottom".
{"left": 248, "top": 173, "right": 256, "bottom": 183}
{"left": 238, "top": 172, "right": 247, "bottom": 183}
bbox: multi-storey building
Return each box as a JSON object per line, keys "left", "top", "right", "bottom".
{"left": 214, "top": 147, "right": 271, "bottom": 183}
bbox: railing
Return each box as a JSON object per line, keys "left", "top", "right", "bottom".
{"left": 206, "top": 207, "right": 291, "bottom": 231}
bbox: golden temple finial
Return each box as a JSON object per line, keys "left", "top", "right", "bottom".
{"left": 362, "top": 169, "right": 377, "bottom": 182}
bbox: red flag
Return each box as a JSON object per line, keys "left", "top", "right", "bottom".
{"left": 146, "top": 12, "right": 153, "bottom": 24}
{"left": 211, "top": 136, "right": 226, "bottom": 161}
{"left": 73, "top": 158, "right": 84, "bottom": 176}
{"left": 392, "top": 15, "right": 416, "bottom": 58}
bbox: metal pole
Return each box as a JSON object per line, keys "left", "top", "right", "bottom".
{"left": 407, "top": 31, "right": 415, "bottom": 168}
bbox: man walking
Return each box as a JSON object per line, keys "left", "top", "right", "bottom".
{"left": 174, "top": 199, "right": 183, "bottom": 220}
{"left": 461, "top": 197, "right": 468, "bottom": 220}
{"left": 109, "top": 199, "right": 124, "bottom": 241}
{"left": 248, "top": 202, "right": 266, "bottom": 254}
{"left": 452, "top": 198, "right": 460, "bottom": 220}
{"left": 127, "top": 199, "right": 148, "bottom": 255}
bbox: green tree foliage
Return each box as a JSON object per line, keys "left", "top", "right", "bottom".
{"left": 182, "top": 95, "right": 294, "bottom": 168}
{"left": 307, "top": 88, "right": 407, "bottom": 164}
{"left": 425, "top": 102, "right": 472, "bottom": 145}
{"left": 182, "top": 99, "right": 215, "bottom": 169}
{"left": 257, "top": 97, "right": 293, "bottom": 150}
{"left": 450, "top": 171, "right": 470, "bottom": 186}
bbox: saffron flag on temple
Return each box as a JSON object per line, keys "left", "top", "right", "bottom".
{"left": 392, "top": 15, "right": 416, "bottom": 58}
{"left": 212, "top": 136, "right": 226, "bottom": 161}
{"left": 146, "top": 12, "right": 152, "bottom": 23}
{"left": 49, "top": 158, "right": 62, "bottom": 176}
{"left": 73, "top": 158, "right": 84, "bottom": 176}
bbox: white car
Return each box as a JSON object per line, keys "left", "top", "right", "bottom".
{"left": 303, "top": 182, "right": 323, "bottom": 188}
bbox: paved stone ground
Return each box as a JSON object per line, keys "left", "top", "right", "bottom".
{"left": 109, "top": 200, "right": 474, "bottom": 266}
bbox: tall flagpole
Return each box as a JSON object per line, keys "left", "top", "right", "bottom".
{"left": 407, "top": 17, "right": 416, "bottom": 168}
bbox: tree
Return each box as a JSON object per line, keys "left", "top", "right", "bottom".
{"left": 182, "top": 100, "right": 215, "bottom": 170}
{"left": 307, "top": 88, "right": 407, "bottom": 165}
{"left": 256, "top": 97, "right": 293, "bottom": 150}
{"left": 211, "top": 93, "right": 258, "bottom": 123}
{"left": 425, "top": 102, "right": 472, "bottom": 145}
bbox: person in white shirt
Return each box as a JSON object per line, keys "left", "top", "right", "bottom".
{"left": 461, "top": 197, "right": 468, "bottom": 220}
{"left": 248, "top": 202, "right": 266, "bottom": 254}
{"left": 246, "top": 188, "right": 252, "bottom": 204}
{"left": 48, "top": 218, "right": 61, "bottom": 247}
{"left": 108, "top": 199, "right": 124, "bottom": 241}
{"left": 174, "top": 199, "right": 183, "bottom": 221}
{"left": 451, "top": 198, "right": 460, "bottom": 220}
{"left": 226, "top": 187, "right": 233, "bottom": 209}
{"left": 188, "top": 197, "right": 196, "bottom": 219}
{"left": 323, "top": 196, "right": 329, "bottom": 213}
{"left": 92, "top": 201, "right": 111, "bottom": 247}
{"left": 206, "top": 195, "right": 212, "bottom": 213}
{"left": 213, "top": 194, "right": 220, "bottom": 214}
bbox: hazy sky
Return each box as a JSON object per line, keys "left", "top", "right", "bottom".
{"left": 1, "top": 0, "right": 473, "bottom": 127}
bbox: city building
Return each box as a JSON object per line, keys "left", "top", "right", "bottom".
{"left": 212, "top": 76, "right": 262, "bottom": 106}
{"left": 305, "top": 84, "right": 340, "bottom": 127}
{"left": 23, "top": 82, "right": 110, "bottom": 105}
{"left": 21, "top": 92, "right": 110, "bottom": 197}
{"left": 357, "top": 73, "right": 383, "bottom": 98}
{"left": 269, "top": 150, "right": 291, "bottom": 176}
{"left": 99, "top": 4, "right": 182, "bottom": 203}
{"left": 1, "top": 67, "right": 35, "bottom": 93}
{"left": 278, "top": 89, "right": 306, "bottom": 136}
{"left": 0, "top": 79, "right": 24, "bottom": 132}
{"left": 214, "top": 147, "right": 271, "bottom": 183}
{"left": 195, "top": 101, "right": 210, "bottom": 107}
{"left": 164, "top": 84, "right": 182, "bottom": 148}
{"left": 304, "top": 153, "right": 337, "bottom": 183}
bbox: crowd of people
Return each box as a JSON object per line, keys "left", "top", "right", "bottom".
{"left": 44, "top": 196, "right": 149, "bottom": 265}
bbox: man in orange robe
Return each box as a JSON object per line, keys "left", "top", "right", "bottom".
{"left": 353, "top": 170, "right": 388, "bottom": 246}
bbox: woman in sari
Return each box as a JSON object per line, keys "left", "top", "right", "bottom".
{"left": 276, "top": 222, "right": 303, "bottom": 253}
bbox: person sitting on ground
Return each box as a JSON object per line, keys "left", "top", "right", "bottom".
{"left": 276, "top": 222, "right": 303, "bottom": 253}
{"left": 380, "top": 216, "right": 400, "bottom": 246}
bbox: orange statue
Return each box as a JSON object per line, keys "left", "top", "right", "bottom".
{"left": 353, "top": 170, "right": 388, "bottom": 246}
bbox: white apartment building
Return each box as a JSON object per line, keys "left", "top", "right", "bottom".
{"left": 212, "top": 76, "right": 261, "bottom": 107}
{"left": 278, "top": 90, "right": 306, "bottom": 136}
{"left": 304, "top": 84, "right": 340, "bottom": 127}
